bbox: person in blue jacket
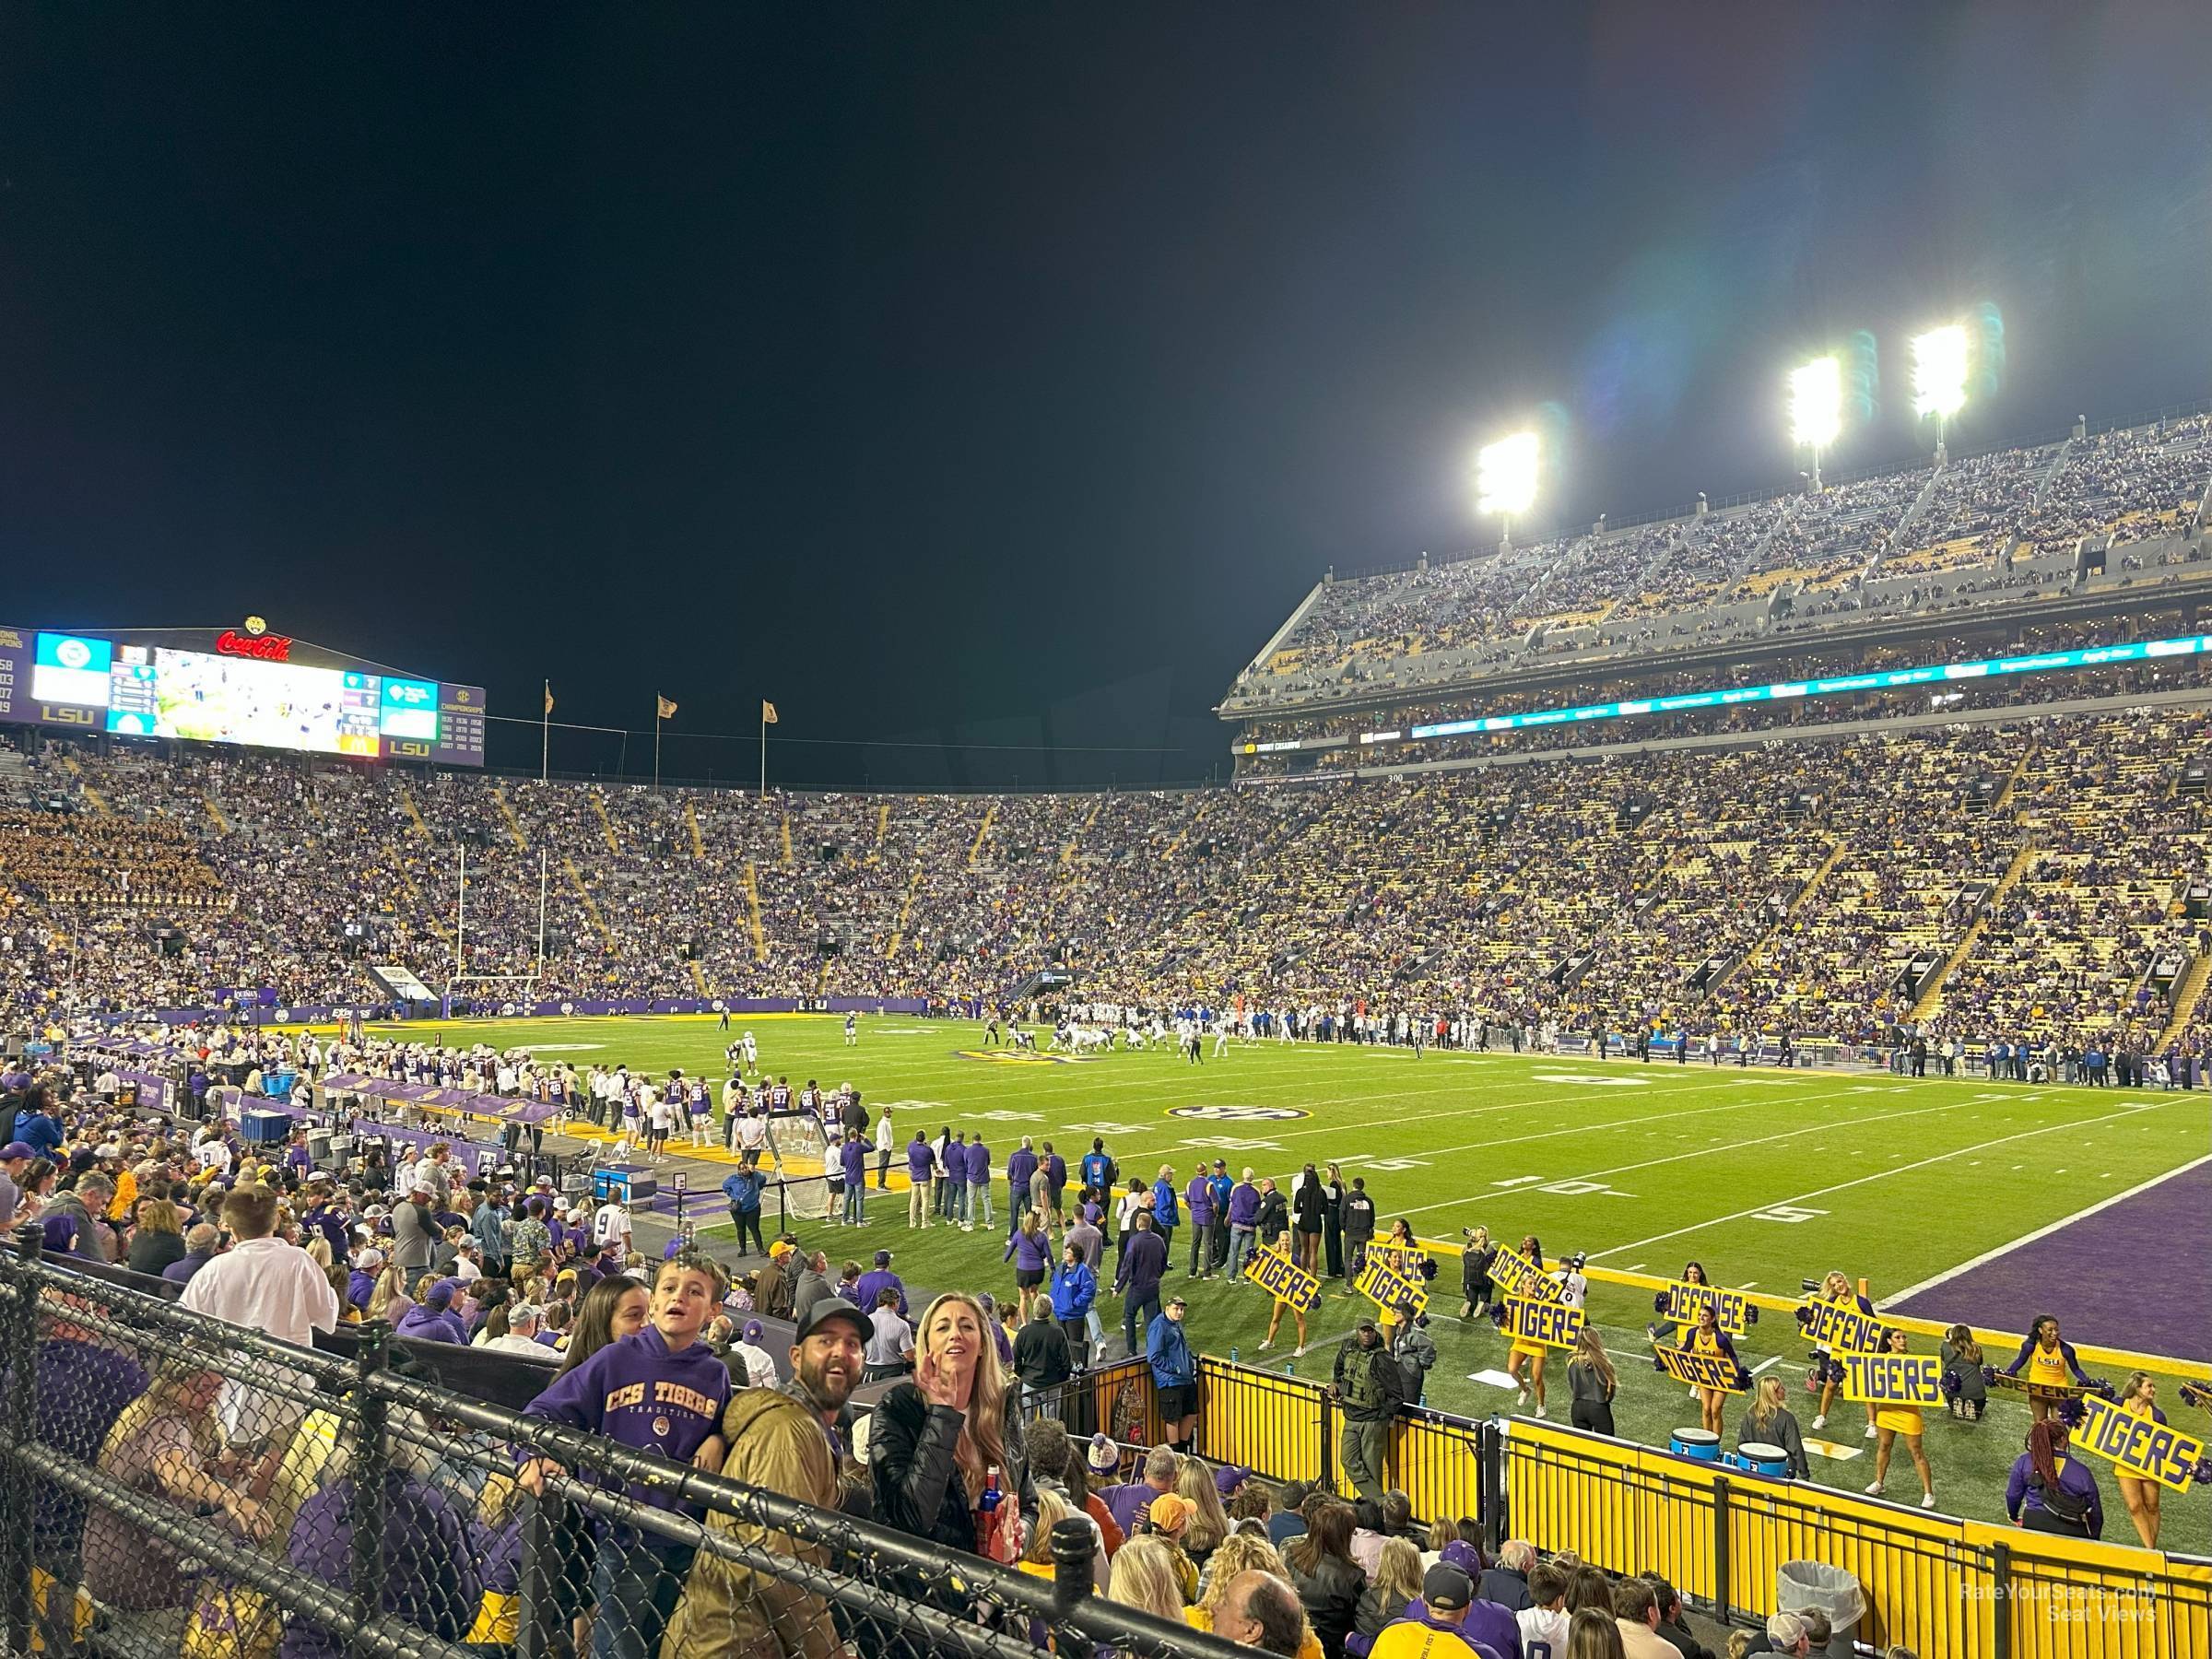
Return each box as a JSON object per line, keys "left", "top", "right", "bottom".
{"left": 1147, "top": 1295, "right": 1199, "bottom": 1453}
{"left": 1049, "top": 1239, "right": 1098, "bottom": 1367}
{"left": 2006, "top": 1418, "right": 2104, "bottom": 1539}
{"left": 1151, "top": 1164, "right": 1181, "bottom": 1265}
{"left": 396, "top": 1279, "right": 469, "bottom": 1345}
{"left": 720, "top": 1163, "right": 765, "bottom": 1257}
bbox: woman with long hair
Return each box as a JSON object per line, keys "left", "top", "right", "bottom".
{"left": 1808, "top": 1269, "right": 1877, "bottom": 1441}
{"left": 1107, "top": 1535, "right": 1188, "bottom": 1620}
{"left": 2109, "top": 1372, "right": 2166, "bottom": 1547}
{"left": 1865, "top": 1327, "right": 1936, "bottom": 1510}
{"left": 125, "top": 1196, "right": 187, "bottom": 1276}
{"left": 1321, "top": 1163, "right": 1347, "bottom": 1278}
{"left": 1004, "top": 1210, "right": 1051, "bottom": 1323}
{"left": 1282, "top": 1500, "right": 1362, "bottom": 1659}
{"left": 1458, "top": 1226, "right": 1496, "bottom": 1322}
{"left": 2003, "top": 1313, "right": 2098, "bottom": 1424}
{"left": 554, "top": 1275, "right": 649, "bottom": 1378}
{"left": 869, "top": 1291, "right": 1039, "bottom": 1559}
{"left": 1940, "top": 1324, "right": 1988, "bottom": 1420}
{"left": 1505, "top": 1248, "right": 1552, "bottom": 1418}
{"left": 1354, "top": 1536, "right": 1424, "bottom": 1641}
{"left": 1173, "top": 1457, "right": 1231, "bottom": 1566}
{"left": 1566, "top": 1327, "right": 1618, "bottom": 1437}
{"left": 2006, "top": 1417, "right": 2104, "bottom": 1538}
{"left": 1739, "top": 1374, "right": 1810, "bottom": 1478}
{"left": 1565, "top": 1607, "right": 1628, "bottom": 1658}
{"left": 367, "top": 1262, "right": 410, "bottom": 1324}
{"left": 1684, "top": 1304, "right": 1747, "bottom": 1437}
{"left": 84, "top": 1360, "right": 260, "bottom": 1610}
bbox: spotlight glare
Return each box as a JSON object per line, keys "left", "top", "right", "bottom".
{"left": 1789, "top": 357, "right": 1841, "bottom": 452}
{"left": 1912, "top": 324, "right": 1969, "bottom": 421}
{"left": 1476, "top": 430, "right": 1540, "bottom": 520}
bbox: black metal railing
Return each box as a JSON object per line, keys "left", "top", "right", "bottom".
{"left": 0, "top": 1241, "right": 1243, "bottom": 1659}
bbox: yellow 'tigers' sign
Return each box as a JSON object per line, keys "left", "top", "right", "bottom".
{"left": 1354, "top": 1254, "right": 1429, "bottom": 1317}
{"left": 1655, "top": 1345, "right": 1748, "bottom": 1393}
{"left": 1839, "top": 1353, "right": 1943, "bottom": 1407}
{"left": 1245, "top": 1246, "right": 1322, "bottom": 1312}
{"left": 1501, "top": 1295, "right": 1584, "bottom": 1350}
{"left": 2075, "top": 1396, "right": 2205, "bottom": 1492}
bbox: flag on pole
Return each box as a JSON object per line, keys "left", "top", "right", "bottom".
{"left": 544, "top": 683, "right": 555, "bottom": 715}
{"left": 657, "top": 696, "right": 678, "bottom": 720}
{"left": 761, "top": 700, "right": 779, "bottom": 725}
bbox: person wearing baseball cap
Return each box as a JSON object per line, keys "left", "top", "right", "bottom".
{"left": 1147, "top": 1295, "right": 1199, "bottom": 1453}
{"left": 854, "top": 1248, "right": 906, "bottom": 1317}
{"left": 1086, "top": 1433, "right": 1121, "bottom": 1480}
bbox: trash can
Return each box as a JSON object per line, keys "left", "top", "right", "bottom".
{"left": 1776, "top": 1561, "right": 1863, "bottom": 1658}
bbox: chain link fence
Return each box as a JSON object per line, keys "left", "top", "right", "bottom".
{"left": 0, "top": 1241, "right": 1246, "bottom": 1659}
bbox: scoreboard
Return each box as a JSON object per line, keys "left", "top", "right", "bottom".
{"left": 0, "top": 624, "right": 487, "bottom": 766}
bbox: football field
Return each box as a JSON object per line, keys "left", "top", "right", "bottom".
{"left": 383, "top": 1013, "right": 2212, "bottom": 1547}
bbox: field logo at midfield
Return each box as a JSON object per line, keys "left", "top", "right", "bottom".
{"left": 954, "top": 1049, "right": 1091, "bottom": 1065}
{"left": 1530, "top": 1072, "right": 1650, "bottom": 1088}
{"left": 1166, "top": 1104, "right": 1310, "bottom": 1122}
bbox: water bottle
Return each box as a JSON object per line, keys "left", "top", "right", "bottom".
{"left": 1285, "top": 1359, "right": 1296, "bottom": 1378}
{"left": 1230, "top": 1346, "right": 1240, "bottom": 1364}
{"left": 980, "top": 1465, "right": 1003, "bottom": 1515}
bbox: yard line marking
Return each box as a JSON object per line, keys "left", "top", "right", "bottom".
{"left": 1735, "top": 1280, "right": 1759, "bottom": 1289}
{"left": 1881, "top": 1152, "right": 2212, "bottom": 1304}
{"left": 1623, "top": 1263, "right": 1645, "bottom": 1273}
{"left": 1379, "top": 1092, "right": 1982, "bottom": 1226}
{"left": 1749, "top": 1356, "right": 1781, "bottom": 1376}
{"left": 1587, "top": 1101, "right": 2175, "bottom": 1265}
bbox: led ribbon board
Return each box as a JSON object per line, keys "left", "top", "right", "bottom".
{"left": 1386, "top": 634, "right": 2212, "bottom": 744}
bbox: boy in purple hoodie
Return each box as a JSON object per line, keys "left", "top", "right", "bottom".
{"left": 520, "top": 1252, "right": 733, "bottom": 1659}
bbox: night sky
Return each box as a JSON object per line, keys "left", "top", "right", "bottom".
{"left": 4, "top": 4, "right": 2207, "bottom": 789}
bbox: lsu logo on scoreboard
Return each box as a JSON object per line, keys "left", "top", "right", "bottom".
{"left": 1245, "top": 1246, "right": 1322, "bottom": 1313}
{"left": 1661, "top": 1280, "right": 1751, "bottom": 1335}
{"left": 1353, "top": 1255, "right": 1429, "bottom": 1317}
{"left": 1838, "top": 1353, "right": 1942, "bottom": 1407}
{"left": 2076, "top": 1395, "right": 2205, "bottom": 1492}
{"left": 1655, "top": 1345, "right": 1748, "bottom": 1394}
{"left": 1799, "top": 1297, "right": 1884, "bottom": 1353}
{"left": 1501, "top": 1294, "right": 1583, "bottom": 1350}
{"left": 1488, "top": 1245, "right": 1560, "bottom": 1303}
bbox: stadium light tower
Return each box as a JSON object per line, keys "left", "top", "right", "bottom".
{"left": 1912, "top": 324, "right": 1970, "bottom": 465}
{"left": 1789, "top": 356, "right": 1841, "bottom": 492}
{"left": 1476, "top": 430, "right": 1540, "bottom": 550}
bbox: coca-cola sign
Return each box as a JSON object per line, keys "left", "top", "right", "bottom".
{"left": 216, "top": 629, "right": 295, "bottom": 662}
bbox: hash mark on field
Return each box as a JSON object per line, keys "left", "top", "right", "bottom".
{"left": 1735, "top": 1280, "right": 1758, "bottom": 1288}
{"left": 1623, "top": 1263, "right": 1645, "bottom": 1273}
{"left": 1749, "top": 1357, "right": 1781, "bottom": 1376}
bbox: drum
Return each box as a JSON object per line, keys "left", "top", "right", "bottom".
{"left": 1669, "top": 1428, "right": 1721, "bottom": 1461}
{"left": 1730, "top": 1442, "right": 1791, "bottom": 1477}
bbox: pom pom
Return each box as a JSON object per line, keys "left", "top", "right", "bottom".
{"left": 1794, "top": 1306, "right": 1816, "bottom": 1332}
{"left": 1744, "top": 1305, "right": 1759, "bottom": 1326}
{"left": 2088, "top": 1377, "right": 2117, "bottom": 1402}
{"left": 1940, "top": 1370, "right": 1962, "bottom": 1403}
{"left": 1981, "top": 1365, "right": 2001, "bottom": 1388}
{"left": 2056, "top": 1396, "right": 2088, "bottom": 1430}
{"left": 2192, "top": 1453, "right": 2212, "bottom": 1488}
{"left": 1653, "top": 1292, "right": 1671, "bottom": 1314}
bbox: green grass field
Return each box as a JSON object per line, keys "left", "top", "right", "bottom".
{"left": 378, "top": 1013, "right": 2212, "bottom": 1551}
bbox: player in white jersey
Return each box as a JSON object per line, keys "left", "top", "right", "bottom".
{"left": 739, "top": 1031, "right": 759, "bottom": 1072}
{"left": 1213, "top": 1021, "right": 1230, "bottom": 1058}
{"left": 843, "top": 1011, "right": 858, "bottom": 1046}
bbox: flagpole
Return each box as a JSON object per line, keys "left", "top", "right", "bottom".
{"left": 541, "top": 681, "right": 551, "bottom": 784}
{"left": 759, "top": 705, "right": 766, "bottom": 800}
{"left": 654, "top": 700, "right": 663, "bottom": 791}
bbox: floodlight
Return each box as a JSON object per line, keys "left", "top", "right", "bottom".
{"left": 1788, "top": 357, "right": 1841, "bottom": 453}
{"left": 1476, "top": 431, "right": 1539, "bottom": 520}
{"left": 1912, "top": 324, "right": 1969, "bottom": 421}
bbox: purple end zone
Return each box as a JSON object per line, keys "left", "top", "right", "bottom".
{"left": 1887, "top": 1159, "right": 2212, "bottom": 1363}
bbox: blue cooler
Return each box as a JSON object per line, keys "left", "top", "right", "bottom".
{"left": 1729, "top": 1441, "right": 1792, "bottom": 1478}
{"left": 1668, "top": 1428, "right": 1721, "bottom": 1462}
{"left": 594, "top": 1166, "right": 658, "bottom": 1204}
{"left": 241, "top": 1109, "right": 290, "bottom": 1147}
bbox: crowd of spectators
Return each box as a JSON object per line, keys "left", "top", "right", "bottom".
{"left": 1227, "top": 415, "right": 2210, "bottom": 716}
